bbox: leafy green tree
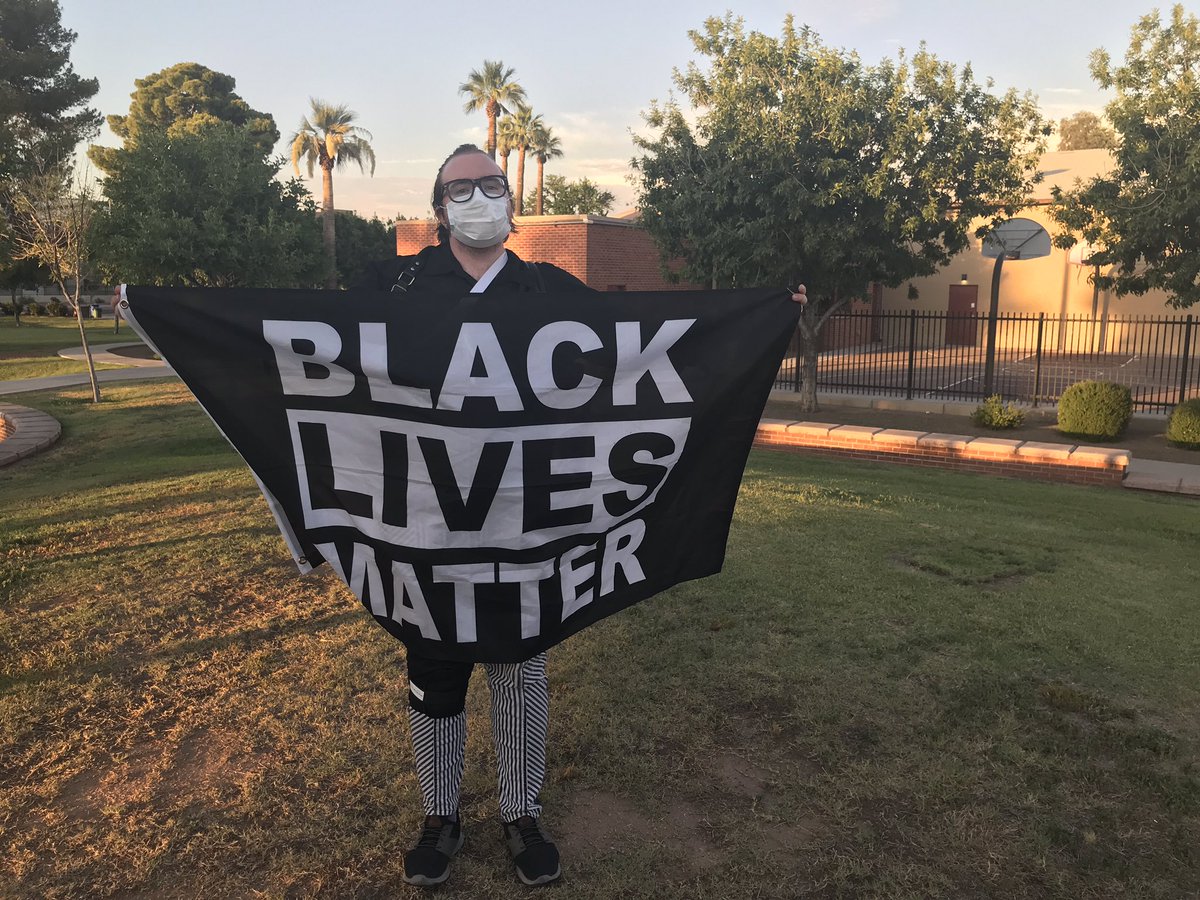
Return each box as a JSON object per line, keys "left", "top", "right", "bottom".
{"left": 289, "top": 99, "right": 376, "bottom": 289}
{"left": 88, "top": 62, "right": 277, "bottom": 173}
{"left": 533, "top": 175, "right": 615, "bottom": 216}
{"left": 633, "top": 15, "right": 1047, "bottom": 411}
{"left": 1057, "top": 111, "right": 1116, "bottom": 150}
{"left": 459, "top": 60, "right": 526, "bottom": 160}
{"left": 333, "top": 209, "right": 394, "bottom": 288}
{"left": 1050, "top": 5, "right": 1200, "bottom": 309}
{"left": 528, "top": 123, "right": 563, "bottom": 215}
{"left": 0, "top": 0, "right": 99, "bottom": 181}
{"left": 91, "top": 124, "right": 323, "bottom": 288}
{"left": 0, "top": 0, "right": 98, "bottom": 293}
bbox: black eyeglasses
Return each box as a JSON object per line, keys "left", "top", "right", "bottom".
{"left": 442, "top": 175, "right": 510, "bottom": 203}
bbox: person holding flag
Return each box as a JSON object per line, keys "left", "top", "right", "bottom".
{"left": 356, "top": 143, "right": 807, "bottom": 888}
{"left": 356, "top": 144, "right": 588, "bottom": 887}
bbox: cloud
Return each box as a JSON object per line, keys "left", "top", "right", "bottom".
{"left": 330, "top": 175, "right": 433, "bottom": 220}
{"left": 1042, "top": 103, "right": 1106, "bottom": 119}
{"left": 552, "top": 108, "right": 641, "bottom": 148}
{"left": 849, "top": 0, "right": 899, "bottom": 26}
{"left": 572, "top": 157, "right": 632, "bottom": 175}
{"left": 1043, "top": 87, "right": 1084, "bottom": 95}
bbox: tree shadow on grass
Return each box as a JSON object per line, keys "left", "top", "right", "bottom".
{"left": 0, "top": 607, "right": 363, "bottom": 693}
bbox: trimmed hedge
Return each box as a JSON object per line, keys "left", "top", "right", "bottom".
{"left": 1167, "top": 398, "right": 1200, "bottom": 449}
{"left": 1057, "top": 380, "right": 1133, "bottom": 440}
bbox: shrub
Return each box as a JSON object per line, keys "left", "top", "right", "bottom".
{"left": 971, "top": 395, "right": 1026, "bottom": 429}
{"left": 1057, "top": 380, "right": 1133, "bottom": 440}
{"left": 1166, "top": 398, "right": 1200, "bottom": 449}
{"left": 46, "top": 299, "right": 67, "bottom": 317}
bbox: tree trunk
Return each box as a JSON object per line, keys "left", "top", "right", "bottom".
{"left": 796, "top": 308, "right": 820, "bottom": 414}
{"left": 67, "top": 283, "right": 101, "bottom": 403}
{"left": 794, "top": 290, "right": 849, "bottom": 414}
{"left": 500, "top": 151, "right": 510, "bottom": 180}
{"left": 515, "top": 149, "right": 526, "bottom": 216}
{"left": 321, "top": 161, "right": 337, "bottom": 289}
{"left": 535, "top": 158, "right": 545, "bottom": 216}
{"left": 486, "top": 101, "right": 498, "bottom": 159}
{"left": 10, "top": 287, "right": 19, "bottom": 327}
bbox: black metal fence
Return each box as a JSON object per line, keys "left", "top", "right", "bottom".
{"left": 776, "top": 311, "right": 1198, "bottom": 414}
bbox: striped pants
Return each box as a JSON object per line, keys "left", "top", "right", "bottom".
{"left": 407, "top": 651, "right": 548, "bottom": 822}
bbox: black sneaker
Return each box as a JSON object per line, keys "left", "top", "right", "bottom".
{"left": 403, "top": 814, "right": 464, "bottom": 886}
{"left": 502, "top": 815, "right": 561, "bottom": 886}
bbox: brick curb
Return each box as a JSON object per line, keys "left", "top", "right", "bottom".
{"left": 0, "top": 402, "right": 63, "bottom": 467}
{"left": 754, "top": 419, "right": 1130, "bottom": 487}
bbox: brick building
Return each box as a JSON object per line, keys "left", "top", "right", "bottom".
{"left": 393, "top": 213, "right": 876, "bottom": 349}
{"left": 394, "top": 214, "right": 704, "bottom": 292}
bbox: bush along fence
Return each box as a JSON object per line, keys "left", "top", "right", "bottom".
{"left": 777, "top": 311, "right": 1198, "bottom": 414}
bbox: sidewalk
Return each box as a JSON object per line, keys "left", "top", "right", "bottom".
{"left": 0, "top": 343, "right": 172, "bottom": 397}
{"left": 57, "top": 342, "right": 169, "bottom": 368}
{"left": 2, "top": 353, "right": 1198, "bottom": 497}
{"left": 1122, "top": 459, "right": 1200, "bottom": 496}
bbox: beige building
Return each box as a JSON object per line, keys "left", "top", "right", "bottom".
{"left": 878, "top": 149, "right": 1182, "bottom": 321}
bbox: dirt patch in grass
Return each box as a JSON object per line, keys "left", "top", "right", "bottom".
{"left": 166, "top": 727, "right": 261, "bottom": 798}
{"left": 715, "top": 751, "right": 770, "bottom": 797}
{"left": 557, "top": 789, "right": 722, "bottom": 872}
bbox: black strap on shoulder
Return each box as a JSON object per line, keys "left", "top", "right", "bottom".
{"left": 392, "top": 246, "right": 440, "bottom": 293}
{"left": 390, "top": 256, "right": 424, "bottom": 293}
{"left": 393, "top": 248, "right": 546, "bottom": 294}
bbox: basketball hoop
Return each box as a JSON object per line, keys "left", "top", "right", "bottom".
{"left": 980, "top": 219, "right": 1051, "bottom": 394}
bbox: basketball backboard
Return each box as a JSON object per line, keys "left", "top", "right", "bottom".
{"left": 981, "top": 218, "right": 1051, "bottom": 261}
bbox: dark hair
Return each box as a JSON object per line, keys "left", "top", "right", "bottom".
{"left": 432, "top": 143, "right": 489, "bottom": 244}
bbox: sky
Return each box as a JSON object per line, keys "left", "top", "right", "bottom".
{"left": 58, "top": 0, "right": 1185, "bottom": 220}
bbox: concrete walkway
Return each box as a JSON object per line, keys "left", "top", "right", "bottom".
{"left": 1, "top": 350, "right": 1197, "bottom": 497}
{"left": 0, "top": 366, "right": 175, "bottom": 396}
{"left": 0, "top": 343, "right": 172, "bottom": 397}
{"left": 1122, "top": 459, "right": 1200, "bottom": 496}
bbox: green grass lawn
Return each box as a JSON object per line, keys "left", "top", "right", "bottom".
{"left": 1, "top": 382, "right": 1197, "bottom": 899}
{"left": 0, "top": 317, "right": 138, "bottom": 381}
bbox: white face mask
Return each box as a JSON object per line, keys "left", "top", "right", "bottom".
{"left": 445, "top": 192, "right": 511, "bottom": 248}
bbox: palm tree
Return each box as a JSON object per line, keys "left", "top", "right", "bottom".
{"left": 528, "top": 123, "right": 563, "bottom": 216}
{"left": 508, "top": 105, "right": 541, "bottom": 216}
{"left": 497, "top": 114, "right": 520, "bottom": 180}
{"left": 459, "top": 61, "right": 526, "bottom": 160}
{"left": 289, "top": 99, "right": 375, "bottom": 289}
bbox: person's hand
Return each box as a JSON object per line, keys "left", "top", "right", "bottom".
{"left": 791, "top": 284, "right": 807, "bottom": 306}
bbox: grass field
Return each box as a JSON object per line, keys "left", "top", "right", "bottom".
{"left": 0, "top": 317, "right": 134, "bottom": 381}
{"left": 1, "top": 381, "right": 1198, "bottom": 898}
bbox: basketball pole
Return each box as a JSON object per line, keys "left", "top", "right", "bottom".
{"left": 984, "top": 254, "right": 1004, "bottom": 395}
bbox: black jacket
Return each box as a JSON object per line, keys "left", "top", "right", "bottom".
{"left": 354, "top": 241, "right": 592, "bottom": 294}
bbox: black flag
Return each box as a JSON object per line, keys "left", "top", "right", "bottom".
{"left": 123, "top": 286, "right": 799, "bottom": 662}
